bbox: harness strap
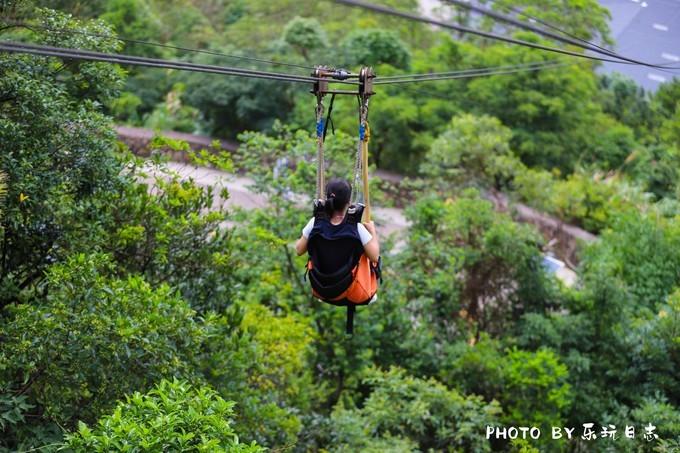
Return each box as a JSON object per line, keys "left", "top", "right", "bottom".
{"left": 315, "top": 95, "right": 325, "bottom": 200}
{"left": 351, "top": 96, "right": 370, "bottom": 209}
{"left": 346, "top": 304, "right": 355, "bottom": 335}
{"left": 322, "top": 93, "right": 336, "bottom": 142}
{"left": 351, "top": 97, "right": 361, "bottom": 205}
{"left": 361, "top": 120, "right": 371, "bottom": 222}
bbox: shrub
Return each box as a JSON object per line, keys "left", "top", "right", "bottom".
{"left": 330, "top": 366, "right": 501, "bottom": 452}
{"left": 65, "top": 379, "right": 263, "bottom": 452}
{"left": 0, "top": 254, "right": 206, "bottom": 428}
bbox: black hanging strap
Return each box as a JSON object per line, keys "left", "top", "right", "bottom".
{"left": 322, "top": 93, "right": 336, "bottom": 142}
{"left": 346, "top": 304, "right": 355, "bottom": 335}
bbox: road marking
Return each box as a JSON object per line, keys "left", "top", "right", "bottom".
{"left": 647, "top": 73, "right": 667, "bottom": 82}
{"left": 662, "top": 52, "right": 680, "bottom": 62}
{"left": 653, "top": 23, "right": 669, "bottom": 31}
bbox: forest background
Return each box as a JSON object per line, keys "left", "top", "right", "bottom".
{"left": 1, "top": 0, "right": 680, "bottom": 451}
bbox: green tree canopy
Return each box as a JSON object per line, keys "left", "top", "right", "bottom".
{"left": 330, "top": 366, "right": 501, "bottom": 452}
{"left": 65, "top": 379, "right": 263, "bottom": 452}
{"left": 282, "top": 16, "right": 328, "bottom": 61}
{"left": 441, "top": 339, "right": 572, "bottom": 431}
{"left": 402, "top": 189, "right": 551, "bottom": 339}
{"left": 0, "top": 254, "right": 207, "bottom": 429}
{"left": 0, "top": 8, "right": 124, "bottom": 307}
{"left": 420, "top": 113, "right": 522, "bottom": 190}
{"left": 340, "top": 28, "right": 411, "bottom": 70}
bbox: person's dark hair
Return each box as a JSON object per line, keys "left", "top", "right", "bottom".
{"left": 324, "top": 178, "right": 351, "bottom": 216}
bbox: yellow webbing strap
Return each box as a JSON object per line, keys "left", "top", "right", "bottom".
{"left": 315, "top": 98, "right": 325, "bottom": 200}
{"left": 361, "top": 122, "right": 371, "bottom": 222}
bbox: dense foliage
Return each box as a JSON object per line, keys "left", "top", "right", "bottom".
{"left": 65, "top": 379, "right": 263, "bottom": 452}
{"left": 1, "top": 0, "right": 679, "bottom": 451}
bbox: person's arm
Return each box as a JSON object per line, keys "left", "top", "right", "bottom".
{"left": 296, "top": 217, "right": 315, "bottom": 256}
{"left": 295, "top": 235, "right": 308, "bottom": 256}
{"left": 361, "top": 221, "right": 380, "bottom": 263}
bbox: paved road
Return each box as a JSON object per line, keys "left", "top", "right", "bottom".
{"left": 601, "top": 0, "right": 680, "bottom": 90}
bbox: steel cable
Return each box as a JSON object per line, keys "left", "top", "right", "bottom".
{"left": 0, "top": 40, "right": 358, "bottom": 85}
{"left": 332, "top": 0, "right": 680, "bottom": 68}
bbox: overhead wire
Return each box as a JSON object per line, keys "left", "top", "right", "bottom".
{"left": 376, "top": 59, "right": 564, "bottom": 82}
{"left": 484, "top": 0, "right": 619, "bottom": 55}
{"left": 375, "top": 60, "right": 570, "bottom": 84}
{"left": 399, "top": 84, "right": 453, "bottom": 101}
{"left": 439, "top": 0, "right": 680, "bottom": 70}
{"left": 0, "top": 40, "right": 586, "bottom": 88}
{"left": 3, "top": 10, "right": 665, "bottom": 91}
{"left": 332, "top": 0, "right": 679, "bottom": 68}
{"left": 485, "top": 0, "right": 680, "bottom": 69}
{"left": 0, "top": 38, "right": 578, "bottom": 88}
{"left": 6, "top": 8, "right": 661, "bottom": 91}
{"left": 0, "top": 40, "right": 359, "bottom": 85}
{"left": 2, "top": 21, "right": 316, "bottom": 72}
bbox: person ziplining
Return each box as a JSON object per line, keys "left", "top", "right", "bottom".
{"left": 297, "top": 66, "right": 382, "bottom": 335}
{"left": 295, "top": 178, "right": 380, "bottom": 264}
{"left": 7, "top": 6, "right": 670, "bottom": 336}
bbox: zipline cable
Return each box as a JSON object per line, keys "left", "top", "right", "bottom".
{"left": 0, "top": 40, "right": 317, "bottom": 83}
{"left": 0, "top": 40, "right": 359, "bottom": 85}
{"left": 439, "top": 0, "right": 680, "bottom": 70}
{"left": 0, "top": 40, "right": 574, "bottom": 87}
{"left": 376, "top": 59, "right": 563, "bottom": 81}
{"left": 391, "top": 59, "right": 589, "bottom": 100}
{"left": 3, "top": 21, "right": 316, "bottom": 71}
{"left": 0, "top": 41, "right": 621, "bottom": 88}
{"left": 374, "top": 61, "right": 569, "bottom": 84}
{"left": 332, "top": 0, "right": 679, "bottom": 67}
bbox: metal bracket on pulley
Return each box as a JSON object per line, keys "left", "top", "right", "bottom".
{"left": 311, "top": 65, "right": 376, "bottom": 98}
{"left": 311, "top": 66, "right": 329, "bottom": 97}
{"left": 358, "top": 66, "right": 375, "bottom": 99}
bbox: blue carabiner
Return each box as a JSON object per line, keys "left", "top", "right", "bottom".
{"left": 316, "top": 119, "right": 325, "bottom": 138}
